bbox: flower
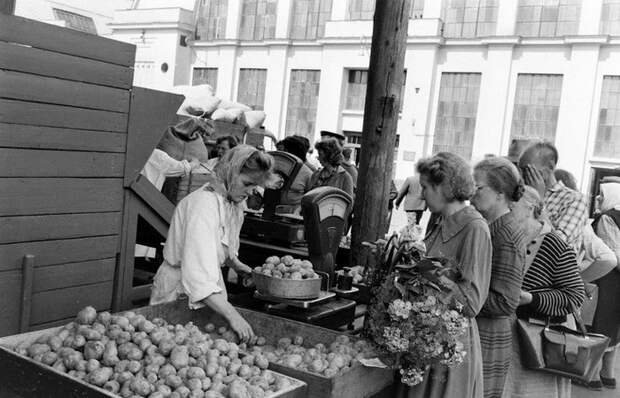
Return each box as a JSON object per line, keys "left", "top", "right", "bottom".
{"left": 388, "top": 299, "right": 413, "bottom": 320}
{"left": 400, "top": 367, "right": 425, "bottom": 386}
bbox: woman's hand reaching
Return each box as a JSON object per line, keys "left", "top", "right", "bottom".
{"left": 229, "top": 312, "right": 255, "bottom": 343}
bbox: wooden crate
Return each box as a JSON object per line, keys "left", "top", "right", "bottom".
{"left": 0, "top": 314, "right": 306, "bottom": 398}
{"left": 132, "top": 301, "right": 394, "bottom": 398}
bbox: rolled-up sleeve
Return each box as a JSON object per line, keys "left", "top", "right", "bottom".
{"left": 177, "top": 194, "right": 223, "bottom": 305}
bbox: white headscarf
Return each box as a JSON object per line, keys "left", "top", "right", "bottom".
{"left": 600, "top": 182, "right": 620, "bottom": 212}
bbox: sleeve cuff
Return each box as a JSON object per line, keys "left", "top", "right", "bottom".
{"left": 184, "top": 282, "right": 222, "bottom": 309}
{"left": 529, "top": 293, "right": 541, "bottom": 309}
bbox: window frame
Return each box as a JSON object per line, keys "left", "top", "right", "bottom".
{"left": 284, "top": 69, "right": 322, "bottom": 141}
{"left": 239, "top": 0, "right": 278, "bottom": 40}
{"left": 514, "top": 0, "right": 582, "bottom": 38}
{"left": 237, "top": 68, "right": 268, "bottom": 111}
{"left": 52, "top": 8, "right": 97, "bottom": 34}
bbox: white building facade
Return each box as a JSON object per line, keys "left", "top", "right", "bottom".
{"left": 108, "top": 0, "right": 620, "bottom": 193}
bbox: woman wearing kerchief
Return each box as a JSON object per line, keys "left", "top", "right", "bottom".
{"left": 591, "top": 179, "right": 620, "bottom": 389}
{"left": 150, "top": 145, "right": 274, "bottom": 342}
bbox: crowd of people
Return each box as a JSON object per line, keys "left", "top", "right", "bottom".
{"left": 399, "top": 141, "right": 620, "bottom": 398}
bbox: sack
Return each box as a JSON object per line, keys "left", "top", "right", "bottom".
{"left": 579, "top": 283, "right": 598, "bottom": 327}
{"left": 516, "top": 309, "right": 610, "bottom": 382}
{"left": 157, "top": 118, "right": 211, "bottom": 163}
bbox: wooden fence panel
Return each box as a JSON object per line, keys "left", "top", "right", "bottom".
{"left": 0, "top": 213, "right": 122, "bottom": 244}
{"left": 0, "top": 70, "right": 130, "bottom": 113}
{"left": 33, "top": 258, "right": 116, "bottom": 293}
{"left": 0, "top": 178, "right": 123, "bottom": 216}
{"left": 0, "top": 41, "right": 133, "bottom": 89}
{"left": 0, "top": 124, "right": 126, "bottom": 153}
{"left": 0, "top": 99, "right": 128, "bottom": 132}
{"left": 30, "top": 281, "right": 114, "bottom": 325}
{"left": 0, "top": 149, "right": 125, "bottom": 178}
{"left": 0, "top": 235, "right": 119, "bottom": 272}
{"left": 0, "top": 14, "right": 135, "bottom": 67}
{"left": 0, "top": 271, "right": 22, "bottom": 337}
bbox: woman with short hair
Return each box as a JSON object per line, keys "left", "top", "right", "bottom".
{"left": 150, "top": 145, "right": 274, "bottom": 342}
{"left": 471, "top": 157, "right": 527, "bottom": 398}
{"left": 308, "top": 138, "right": 354, "bottom": 197}
{"left": 402, "top": 152, "right": 492, "bottom": 398}
{"left": 503, "top": 186, "right": 585, "bottom": 397}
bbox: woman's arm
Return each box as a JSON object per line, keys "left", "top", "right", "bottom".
{"left": 525, "top": 245, "right": 585, "bottom": 316}
{"left": 479, "top": 234, "right": 524, "bottom": 317}
{"left": 451, "top": 220, "right": 493, "bottom": 318}
{"left": 394, "top": 179, "right": 409, "bottom": 208}
{"left": 202, "top": 293, "right": 254, "bottom": 342}
{"left": 597, "top": 214, "right": 620, "bottom": 270}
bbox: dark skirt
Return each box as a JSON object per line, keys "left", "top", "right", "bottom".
{"left": 478, "top": 317, "right": 513, "bottom": 398}
{"left": 591, "top": 268, "right": 620, "bottom": 346}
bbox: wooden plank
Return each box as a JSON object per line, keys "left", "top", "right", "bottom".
{"left": 0, "top": 70, "right": 130, "bottom": 113}
{"left": 30, "top": 281, "right": 113, "bottom": 324}
{"left": 0, "top": 148, "right": 125, "bottom": 178}
{"left": 0, "top": 212, "right": 122, "bottom": 244}
{"left": 0, "top": 123, "right": 126, "bottom": 153}
{"left": 19, "top": 255, "right": 34, "bottom": 333}
{"left": 0, "top": 41, "right": 133, "bottom": 89}
{"left": 125, "top": 87, "right": 184, "bottom": 185}
{"left": 0, "top": 235, "right": 119, "bottom": 272}
{"left": 28, "top": 317, "right": 74, "bottom": 332}
{"left": 0, "top": 99, "right": 128, "bottom": 132}
{"left": 0, "top": 270, "right": 22, "bottom": 337}
{"left": 33, "top": 258, "right": 115, "bottom": 293}
{"left": 0, "top": 13, "right": 135, "bottom": 67}
{"left": 0, "top": 178, "right": 123, "bottom": 216}
{"left": 130, "top": 175, "right": 175, "bottom": 223}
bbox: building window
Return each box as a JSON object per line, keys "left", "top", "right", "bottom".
{"left": 441, "top": 0, "right": 498, "bottom": 38}
{"left": 52, "top": 8, "right": 97, "bottom": 34}
{"left": 192, "top": 68, "right": 218, "bottom": 91}
{"left": 410, "top": 0, "right": 425, "bottom": 19}
{"left": 237, "top": 69, "right": 267, "bottom": 110}
{"left": 290, "top": 0, "right": 333, "bottom": 40}
{"left": 515, "top": 0, "right": 581, "bottom": 37}
{"left": 433, "top": 72, "right": 482, "bottom": 160}
{"left": 344, "top": 69, "right": 407, "bottom": 112}
{"left": 594, "top": 76, "right": 620, "bottom": 158}
{"left": 510, "top": 74, "right": 563, "bottom": 143}
{"left": 285, "top": 70, "right": 321, "bottom": 141}
{"left": 601, "top": 0, "right": 620, "bottom": 35}
{"left": 239, "top": 0, "right": 278, "bottom": 40}
{"left": 196, "top": 0, "right": 228, "bottom": 40}
{"left": 346, "top": 0, "right": 374, "bottom": 20}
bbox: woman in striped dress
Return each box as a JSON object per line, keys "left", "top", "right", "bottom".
{"left": 503, "top": 186, "right": 585, "bottom": 398}
{"left": 471, "top": 157, "right": 527, "bottom": 398}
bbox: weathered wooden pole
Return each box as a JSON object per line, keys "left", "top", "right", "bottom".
{"left": 351, "top": 0, "right": 410, "bottom": 266}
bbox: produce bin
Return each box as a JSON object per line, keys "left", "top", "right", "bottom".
{"left": 132, "top": 300, "right": 394, "bottom": 398}
{"left": 0, "top": 305, "right": 307, "bottom": 398}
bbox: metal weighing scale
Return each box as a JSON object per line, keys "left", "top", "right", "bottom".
{"left": 239, "top": 153, "right": 357, "bottom": 329}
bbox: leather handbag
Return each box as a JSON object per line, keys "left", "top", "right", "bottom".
{"left": 516, "top": 306, "right": 610, "bottom": 382}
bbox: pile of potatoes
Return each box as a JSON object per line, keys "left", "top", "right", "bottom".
{"left": 15, "top": 307, "right": 295, "bottom": 398}
{"left": 238, "top": 333, "right": 375, "bottom": 378}
{"left": 254, "top": 256, "right": 320, "bottom": 280}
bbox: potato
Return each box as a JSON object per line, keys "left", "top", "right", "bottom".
{"left": 41, "top": 351, "right": 58, "bottom": 366}
{"left": 177, "top": 367, "right": 189, "bottom": 380}
{"left": 117, "top": 371, "right": 134, "bottom": 384}
{"left": 293, "top": 336, "right": 304, "bottom": 346}
{"left": 165, "top": 374, "right": 183, "bottom": 389}
{"left": 112, "top": 315, "right": 131, "bottom": 330}
{"left": 159, "top": 338, "right": 176, "bottom": 356}
{"left": 189, "top": 389, "right": 204, "bottom": 398}
{"left": 86, "top": 358, "right": 100, "bottom": 373}
{"left": 254, "top": 355, "right": 269, "bottom": 370}
{"left": 52, "top": 360, "right": 67, "bottom": 373}
{"left": 203, "top": 391, "right": 225, "bottom": 398}
{"left": 247, "top": 385, "right": 265, "bottom": 398}
{"left": 127, "top": 360, "right": 142, "bottom": 374}
{"left": 170, "top": 346, "right": 190, "bottom": 370}
{"left": 156, "top": 384, "right": 172, "bottom": 396}
{"left": 89, "top": 367, "right": 114, "bottom": 386}
{"left": 78, "top": 325, "right": 102, "bottom": 341}
{"left": 102, "top": 341, "right": 120, "bottom": 367}
{"left": 255, "top": 337, "right": 266, "bottom": 346}
{"left": 76, "top": 306, "right": 97, "bottom": 325}
{"left": 130, "top": 377, "right": 153, "bottom": 396}
{"left": 276, "top": 338, "right": 291, "bottom": 350}
{"left": 186, "top": 377, "right": 202, "bottom": 391}
{"left": 175, "top": 386, "right": 191, "bottom": 398}
{"left": 127, "top": 347, "right": 144, "bottom": 361}
{"left": 103, "top": 380, "right": 121, "bottom": 394}
{"left": 139, "top": 320, "right": 156, "bottom": 334}
{"left": 63, "top": 352, "right": 84, "bottom": 370}
{"left": 213, "top": 339, "right": 229, "bottom": 354}
{"left": 221, "top": 330, "right": 238, "bottom": 344}
{"left": 146, "top": 372, "right": 158, "bottom": 385}
{"left": 201, "top": 377, "right": 212, "bottom": 391}
{"left": 185, "top": 366, "right": 206, "bottom": 380}
{"left": 83, "top": 341, "right": 105, "bottom": 361}
{"left": 205, "top": 363, "right": 218, "bottom": 377}
{"left": 238, "top": 365, "right": 252, "bottom": 379}
{"left": 146, "top": 354, "right": 167, "bottom": 367}
{"left": 204, "top": 323, "right": 216, "bottom": 333}
{"left": 149, "top": 393, "right": 165, "bottom": 398}
{"left": 217, "top": 356, "right": 231, "bottom": 368}
{"left": 152, "top": 318, "right": 167, "bottom": 327}
{"left": 27, "top": 343, "right": 51, "bottom": 358}
{"left": 150, "top": 328, "right": 170, "bottom": 345}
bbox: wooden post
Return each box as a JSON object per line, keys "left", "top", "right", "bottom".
{"left": 351, "top": 0, "right": 410, "bottom": 266}
{"left": 19, "top": 254, "right": 35, "bottom": 333}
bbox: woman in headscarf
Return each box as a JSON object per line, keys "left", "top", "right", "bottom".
{"left": 150, "top": 145, "right": 274, "bottom": 342}
{"left": 591, "top": 179, "right": 620, "bottom": 389}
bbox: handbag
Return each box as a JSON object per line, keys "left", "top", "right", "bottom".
{"left": 516, "top": 306, "right": 610, "bottom": 382}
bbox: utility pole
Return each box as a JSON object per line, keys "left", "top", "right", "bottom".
{"left": 351, "top": 0, "right": 410, "bottom": 266}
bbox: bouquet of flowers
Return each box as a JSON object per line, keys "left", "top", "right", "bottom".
{"left": 362, "top": 230, "right": 470, "bottom": 386}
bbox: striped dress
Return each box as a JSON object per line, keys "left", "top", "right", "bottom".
{"left": 503, "top": 230, "right": 585, "bottom": 398}
{"left": 477, "top": 212, "right": 527, "bottom": 398}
